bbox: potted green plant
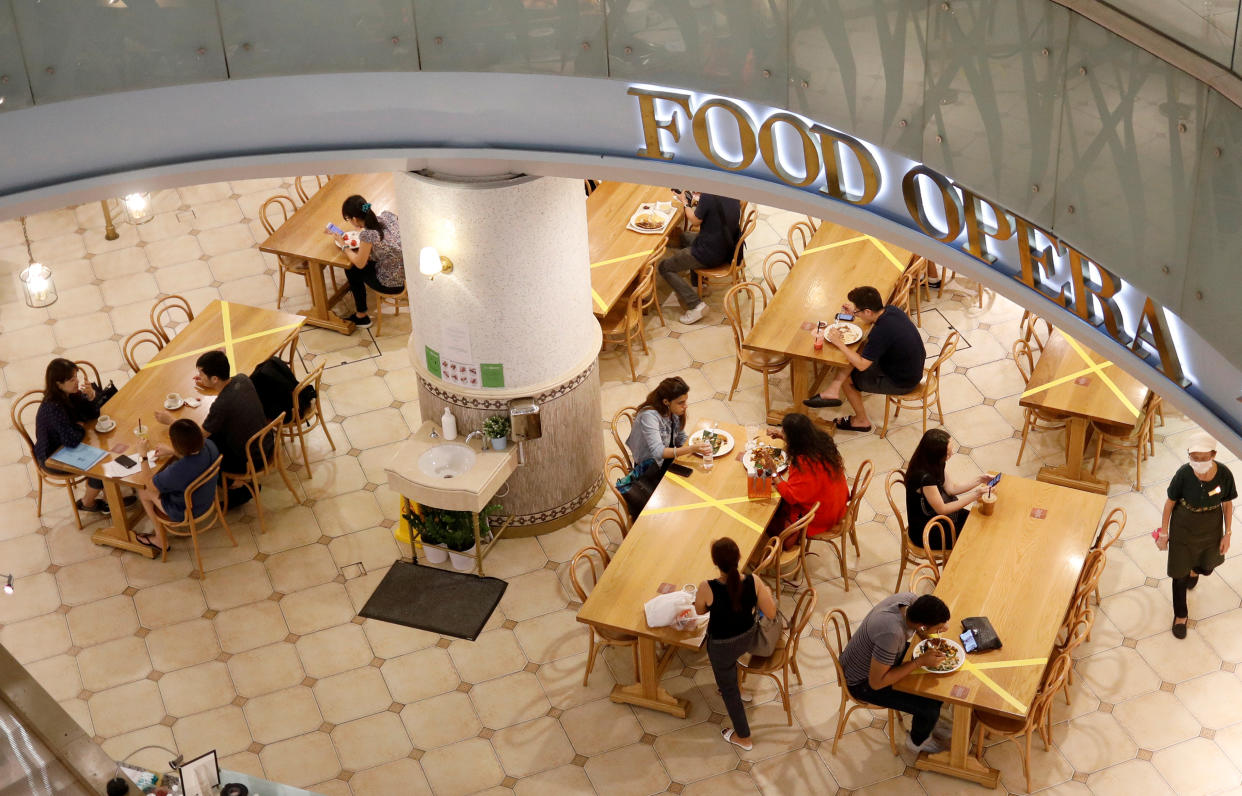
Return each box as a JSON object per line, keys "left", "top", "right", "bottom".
{"left": 482, "top": 414, "right": 511, "bottom": 451}
{"left": 405, "top": 501, "right": 503, "bottom": 570}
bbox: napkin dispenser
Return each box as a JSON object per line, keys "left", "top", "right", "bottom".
{"left": 508, "top": 398, "right": 541, "bottom": 442}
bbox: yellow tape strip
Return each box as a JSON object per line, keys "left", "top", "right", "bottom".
{"left": 592, "top": 249, "right": 653, "bottom": 269}
{"left": 591, "top": 289, "right": 608, "bottom": 312}
{"left": 642, "top": 495, "right": 757, "bottom": 515}
{"left": 1062, "top": 334, "right": 1139, "bottom": 417}
{"left": 220, "top": 300, "right": 235, "bottom": 364}
{"left": 969, "top": 657, "right": 1049, "bottom": 671}
{"left": 663, "top": 472, "right": 763, "bottom": 532}
{"left": 866, "top": 236, "right": 907, "bottom": 273}
{"left": 960, "top": 661, "right": 1030, "bottom": 713}
{"left": 798, "top": 235, "right": 868, "bottom": 257}
{"left": 143, "top": 322, "right": 304, "bottom": 368}
{"left": 1019, "top": 363, "right": 1106, "bottom": 399}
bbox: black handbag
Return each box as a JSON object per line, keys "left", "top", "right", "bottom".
{"left": 91, "top": 380, "right": 118, "bottom": 411}
{"left": 619, "top": 420, "right": 677, "bottom": 519}
{"left": 961, "top": 616, "right": 1002, "bottom": 651}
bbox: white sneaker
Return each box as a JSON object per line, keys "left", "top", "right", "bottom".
{"left": 904, "top": 733, "right": 945, "bottom": 755}
{"left": 679, "top": 302, "right": 709, "bottom": 324}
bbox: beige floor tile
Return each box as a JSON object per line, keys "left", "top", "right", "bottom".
{"left": 55, "top": 555, "right": 125, "bottom": 606}
{"left": 1086, "top": 758, "right": 1174, "bottom": 796}
{"left": 330, "top": 710, "right": 411, "bottom": 770}
{"left": 1076, "top": 646, "right": 1162, "bottom": 704}
{"left": 817, "top": 727, "right": 906, "bottom": 789}
{"left": 512, "top": 608, "right": 583, "bottom": 664}
{"left": 59, "top": 698, "right": 93, "bottom": 737}
{"left": 560, "top": 697, "right": 643, "bottom": 756}
{"left": 120, "top": 548, "right": 197, "bottom": 589}
{"left": 341, "top": 407, "right": 409, "bottom": 450}
{"left": 227, "top": 641, "right": 304, "bottom": 698}
{"left": 653, "top": 720, "right": 740, "bottom": 783}
{"left": 400, "top": 691, "right": 480, "bottom": 749}
{"left": 917, "top": 768, "right": 1004, "bottom": 795}
{"left": 469, "top": 670, "right": 550, "bottom": 729}
{"left": 145, "top": 617, "right": 219, "bottom": 672}
{"left": 1100, "top": 585, "right": 1175, "bottom": 640}
{"left": 348, "top": 758, "right": 433, "bottom": 796}
{"left": 157, "top": 660, "right": 235, "bottom": 718}
{"left": 1175, "top": 670, "right": 1242, "bottom": 729}
{"left": 219, "top": 751, "right": 265, "bottom": 780}
{"left": 512, "top": 764, "right": 597, "bottom": 796}
{"left": 89, "top": 679, "right": 165, "bottom": 738}
{"left": 172, "top": 704, "right": 252, "bottom": 758}
{"left": 259, "top": 731, "right": 342, "bottom": 788}
{"left": 255, "top": 504, "right": 324, "bottom": 554}
{"left": 44, "top": 521, "right": 110, "bottom": 567}
{"left": 198, "top": 223, "right": 257, "bottom": 257}
{"left": 1152, "top": 736, "right": 1241, "bottom": 796}
{"left": 447, "top": 628, "right": 527, "bottom": 684}
{"left": 280, "top": 582, "right": 355, "bottom": 635}
{"left": 0, "top": 572, "right": 60, "bottom": 624}
{"left": 632, "top": 674, "right": 714, "bottom": 737}
{"left": 499, "top": 568, "right": 569, "bottom": 622}
{"left": 492, "top": 715, "right": 575, "bottom": 778}
{"left": 791, "top": 681, "right": 873, "bottom": 741}
{"left": 0, "top": 612, "right": 71, "bottom": 663}
{"left": 361, "top": 617, "right": 439, "bottom": 659}
{"left": 296, "top": 622, "right": 375, "bottom": 679}
{"left": 419, "top": 737, "right": 505, "bottom": 796}
{"left": 0, "top": 533, "right": 50, "bottom": 578}
{"left": 313, "top": 665, "right": 392, "bottom": 724}
{"left": 264, "top": 542, "right": 339, "bottom": 594}
{"left": 382, "top": 646, "right": 459, "bottom": 703}
{"left": 537, "top": 651, "right": 618, "bottom": 710}
{"left": 752, "top": 747, "right": 840, "bottom": 795}
{"left": 734, "top": 702, "right": 809, "bottom": 762}
{"left": 76, "top": 635, "right": 152, "bottom": 692}
{"left": 982, "top": 729, "right": 1076, "bottom": 792}
{"left": 200, "top": 559, "right": 273, "bottom": 612}
{"left": 133, "top": 578, "right": 206, "bottom": 629}
{"left": 100, "top": 724, "right": 177, "bottom": 772}
{"left": 244, "top": 684, "right": 323, "bottom": 744}
{"left": 312, "top": 491, "right": 385, "bottom": 537}
{"left": 1135, "top": 629, "right": 1221, "bottom": 683}
{"left": 327, "top": 526, "right": 400, "bottom": 573}
{"left": 65, "top": 594, "right": 139, "bottom": 648}
{"left": 26, "top": 654, "right": 82, "bottom": 702}
{"left": 1056, "top": 711, "right": 1137, "bottom": 773}
{"left": 583, "top": 742, "right": 669, "bottom": 796}
{"left": 214, "top": 600, "right": 289, "bottom": 654}
{"left": 1110, "top": 689, "right": 1199, "bottom": 750}
{"left": 680, "top": 770, "right": 761, "bottom": 796}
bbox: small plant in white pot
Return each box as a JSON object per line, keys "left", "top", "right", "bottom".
{"left": 482, "top": 415, "right": 511, "bottom": 451}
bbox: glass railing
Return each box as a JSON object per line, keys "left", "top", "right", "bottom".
{"left": 1099, "top": 0, "right": 1241, "bottom": 71}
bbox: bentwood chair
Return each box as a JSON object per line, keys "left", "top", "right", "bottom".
{"left": 153, "top": 455, "right": 235, "bottom": 579}
{"left": 589, "top": 505, "right": 629, "bottom": 557}
{"left": 761, "top": 248, "right": 796, "bottom": 295}
{"left": 893, "top": 257, "right": 930, "bottom": 326}
{"left": 787, "top": 219, "right": 815, "bottom": 258}
{"left": 275, "top": 328, "right": 302, "bottom": 376}
{"left": 13, "top": 391, "right": 87, "bottom": 529}
{"left": 886, "top": 471, "right": 957, "bottom": 592}
{"left": 739, "top": 587, "right": 817, "bottom": 726}
{"left": 280, "top": 362, "right": 335, "bottom": 478}
{"left": 1051, "top": 606, "right": 1095, "bottom": 704}
{"left": 809, "top": 461, "right": 873, "bottom": 589}
{"left": 610, "top": 406, "right": 639, "bottom": 472}
{"left": 570, "top": 545, "right": 638, "bottom": 685}
{"left": 823, "top": 608, "right": 901, "bottom": 754}
{"left": 1089, "top": 395, "right": 1161, "bottom": 490}
{"left": 803, "top": 215, "right": 821, "bottom": 233}
{"left": 294, "top": 175, "right": 331, "bottom": 205}
{"left": 974, "top": 653, "right": 1073, "bottom": 793}
{"left": 1019, "top": 310, "right": 1052, "bottom": 353}
{"left": 636, "top": 240, "right": 668, "bottom": 328}
{"left": 260, "top": 195, "right": 313, "bottom": 309}
{"left": 878, "top": 330, "right": 959, "bottom": 439}
{"left": 917, "top": 515, "right": 958, "bottom": 581}
{"left": 122, "top": 329, "right": 166, "bottom": 373}
{"left": 221, "top": 413, "right": 302, "bottom": 534}
{"left": 604, "top": 454, "right": 634, "bottom": 526}
{"left": 908, "top": 562, "right": 940, "bottom": 594}
{"left": 693, "top": 204, "right": 758, "bottom": 297}
{"left": 600, "top": 264, "right": 654, "bottom": 382}
{"left": 149, "top": 295, "right": 194, "bottom": 343}
{"left": 756, "top": 504, "right": 819, "bottom": 595}
{"left": 1062, "top": 550, "right": 1106, "bottom": 645}
{"left": 1012, "top": 339, "right": 1069, "bottom": 465}
{"left": 723, "top": 282, "right": 790, "bottom": 416}
{"left": 372, "top": 285, "right": 410, "bottom": 336}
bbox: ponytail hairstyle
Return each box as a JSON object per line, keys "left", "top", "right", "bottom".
{"left": 341, "top": 194, "right": 384, "bottom": 240}
{"left": 710, "top": 537, "right": 743, "bottom": 611}
{"left": 43, "top": 358, "right": 79, "bottom": 409}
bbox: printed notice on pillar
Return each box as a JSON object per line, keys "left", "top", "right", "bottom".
{"left": 481, "top": 363, "right": 504, "bottom": 388}
{"left": 440, "top": 319, "right": 473, "bottom": 363}
{"left": 425, "top": 347, "right": 442, "bottom": 379}
{"left": 442, "top": 359, "right": 481, "bottom": 389}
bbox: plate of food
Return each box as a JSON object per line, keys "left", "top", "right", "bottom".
{"left": 337, "top": 230, "right": 361, "bottom": 250}
{"left": 688, "top": 427, "right": 734, "bottom": 458}
{"left": 826, "top": 321, "right": 863, "bottom": 345}
{"left": 743, "top": 443, "right": 788, "bottom": 474}
{"left": 913, "top": 637, "right": 965, "bottom": 674}
{"left": 626, "top": 203, "right": 673, "bottom": 234}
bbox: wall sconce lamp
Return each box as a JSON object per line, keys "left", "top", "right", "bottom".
{"left": 420, "top": 246, "right": 454, "bottom": 280}
{"left": 3, "top": 574, "right": 13, "bottom": 595}
{"left": 123, "top": 192, "right": 153, "bottom": 225}
{"left": 18, "top": 217, "right": 57, "bottom": 308}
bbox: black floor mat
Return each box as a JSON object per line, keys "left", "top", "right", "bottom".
{"left": 358, "top": 561, "right": 507, "bottom": 641}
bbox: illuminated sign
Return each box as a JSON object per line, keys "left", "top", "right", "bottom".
{"left": 628, "top": 85, "right": 1188, "bottom": 388}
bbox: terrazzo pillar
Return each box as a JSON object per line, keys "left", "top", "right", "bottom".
{"left": 396, "top": 172, "right": 604, "bottom": 534}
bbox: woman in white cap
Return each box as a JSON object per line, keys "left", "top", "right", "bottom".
{"left": 1156, "top": 433, "right": 1235, "bottom": 638}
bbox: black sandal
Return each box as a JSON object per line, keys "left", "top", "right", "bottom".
{"left": 833, "top": 417, "right": 872, "bottom": 433}
{"left": 135, "top": 534, "right": 169, "bottom": 555}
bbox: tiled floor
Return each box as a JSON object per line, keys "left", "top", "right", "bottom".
{"left": 1, "top": 181, "right": 1241, "bottom": 795}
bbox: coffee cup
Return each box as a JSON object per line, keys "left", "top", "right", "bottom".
{"left": 96, "top": 414, "right": 112, "bottom": 429}
{"left": 978, "top": 491, "right": 997, "bottom": 516}
{"left": 682, "top": 584, "right": 696, "bottom": 596}
{"left": 165, "top": 392, "right": 181, "bottom": 408}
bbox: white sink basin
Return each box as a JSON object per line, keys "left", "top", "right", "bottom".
{"left": 418, "top": 444, "right": 477, "bottom": 479}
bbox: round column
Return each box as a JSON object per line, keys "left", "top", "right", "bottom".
{"left": 396, "top": 172, "right": 604, "bottom": 533}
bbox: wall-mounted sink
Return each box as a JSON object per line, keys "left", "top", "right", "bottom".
{"left": 418, "top": 443, "right": 476, "bottom": 479}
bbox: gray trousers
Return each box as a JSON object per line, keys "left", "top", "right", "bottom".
{"left": 658, "top": 231, "right": 704, "bottom": 309}
{"left": 707, "top": 624, "right": 756, "bottom": 737}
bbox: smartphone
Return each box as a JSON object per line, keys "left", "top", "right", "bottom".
{"left": 987, "top": 472, "right": 1002, "bottom": 489}
{"left": 325, "top": 222, "right": 344, "bottom": 236}
{"left": 668, "top": 462, "right": 694, "bottom": 477}
{"left": 960, "top": 629, "right": 978, "bottom": 653}
{"left": 115, "top": 454, "right": 137, "bottom": 468}
{"left": 835, "top": 312, "right": 854, "bottom": 322}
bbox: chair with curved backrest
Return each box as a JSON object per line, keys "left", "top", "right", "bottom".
{"left": 739, "top": 587, "right": 818, "bottom": 726}
{"left": 280, "top": 361, "right": 335, "bottom": 478}
{"left": 221, "top": 413, "right": 302, "bottom": 534}
{"left": 589, "top": 505, "right": 628, "bottom": 558}
{"left": 275, "top": 327, "right": 302, "bottom": 376}
{"left": 761, "top": 248, "right": 796, "bottom": 295}
{"left": 1062, "top": 549, "right": 1106, "bottom": 647}
{"left": 803, "top": 215, "right": 821, "bottom": 233}
{"left": 723, "top": 281, "right": 790, "bottom": 416}
{"left": 600, "top": 264, "right": 654, "bottom": 382}
{"left": 260, "top": 195, "right": 313, "bottom": 309}
{"left": 918, "top": 515, "right": 959, "bottom": 581}
{"left": 1019, "top": 310, "right": 1052, "bottom": 353}
{"left": 840, "top": 459, "right": 873, "bottom": 558}
{"left": 693, "top": 204, "right": 759, "bottom": 296}
{"left": 973, "top": 651, "right": 1073, "bottom": 793}
{"left": 294, "top": 175, "right": 331, "bottom": 205}
{"left": 822, "top": 608, "right": 901, "bottom": 754}
{"left": 150, "top": 295, "right": 195, "bottom": 343}
{"left": 1052, "top": 605, "right": 1095, "bottom": 704}
{"left": 908, "top": 562, "right": 940, "bottom": 595}
{"left": 787, "top": 219, "right": 816, "bottom": 258}
{"left": 610, "top": 406, "right": 639, "bottom": 472}
{"left": 604, "top": 454, "right": 634, "bottom": 526}
{"left": 372, "top": 283, "right": 410, "bottom": 336}
{"left": 809, "top": 461, "right": 873, "bottom": 590}
{"left": 757, "top": 504, "right": 819, "bottom": 594}
{"left": 878, "top": 330, "right": 960, "bottom": 439}
{"left": 570, "top": 544, "right": 638, "bottom": 685}
{"left": 887, "top": 470, "right": 957, "bottom": 592}
{"left": 1089, "top": 395, "right": 1161, "bottom": 490}
{"left": 122, "top": 329, "right": 166, "bottom": 373}
{"left": 636, "top": 239, "right": 668, "bottom": 327}
{"left": 1012, "top": 339, "right": 1069, "bottom": 465}
{"left": 154, "top": 455, "right": 236, "bottom": 579}
{"left": 894, "top": 257, "right": 930, "bottom": 326}
{"left": 12, "top": 390, "right": 86, "bottom": 529}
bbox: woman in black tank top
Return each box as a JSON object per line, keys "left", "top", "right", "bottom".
{"left": 694, "top": 537, "right": 777, "bottom": 751}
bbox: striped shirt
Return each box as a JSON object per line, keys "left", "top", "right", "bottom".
{"left": 840, "top": 592, "right": 917, "bottom": 686}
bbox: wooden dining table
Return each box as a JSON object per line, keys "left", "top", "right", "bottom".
{"left": 742, "top": 221, "right": 914, "bottom": 424}
{"left": 576, "top": 421, "right": 781, "bottom": 716}
{"left": 895, "top": 474, "right": 1106, "bottom": 787}
{"left": 586, "top": 182, "right": 684, "bottom": 317}
{"left": 258, "top": 173, "right": 395, "bottom": 334}
{"left": 1019, "top": 330, "right": 1150, "bottom": 493}
{"left": 57, "top": 300, "right": 304, "bottom": 557}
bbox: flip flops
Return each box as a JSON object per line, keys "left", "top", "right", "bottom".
{"left": 135, "top": 534, "right": 170, "bottom": 555}
{"left": 833, "top": 417, "right": 872, "bottom": 433}
{"left": 803, "top": 396, "right": 843, "bottom": 408}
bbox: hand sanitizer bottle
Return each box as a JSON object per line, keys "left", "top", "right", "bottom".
{"left": 441, "top": 408, "right": 458, "bottom": 440}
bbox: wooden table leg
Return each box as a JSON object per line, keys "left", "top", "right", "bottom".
{"left": 609, "top": 636, "right": 689, "bottom": 717}
{"left": 913, "top": 704, "right": 999, "bottom": 787}
{"left": 90, "top": 479, "right": 155, "bottom": 558}
{"left": 298, "top": 261, "right": 355, "bottom": 335}
{"left": 766, "top": 358, "right": 815, "bottom": 426}
{"left": 1036, "top": 416, "right": 1109, "bottom": 494}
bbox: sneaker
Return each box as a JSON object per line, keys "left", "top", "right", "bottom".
{"left": 904, "top": 733, "right": 945, "bottom": 755}
{"left": 76, "top": 499, "right": 109, "bottom": 514}
{"left": 679, "top": 302, "right": 709, "bottom": 325}
{"left": 344, "top": 313, "right": 372, "bottom": 328}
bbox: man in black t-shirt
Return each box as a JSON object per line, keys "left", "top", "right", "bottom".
{"left": 657, "top": 191, "right": 741, "bottom": 325}
{"left": 804, "top": 285, "right": 925, "bottom": 432}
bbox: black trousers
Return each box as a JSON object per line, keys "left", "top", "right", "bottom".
{"left": 848, "top": 680, "right": 942, "bottom": 744}
{"left": 346, "top": 261, "right": 403, "bottom": 313}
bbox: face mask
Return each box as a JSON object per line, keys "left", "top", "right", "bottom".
{"left": 1190, "top": 459, "right": 1213, "bottom": 475}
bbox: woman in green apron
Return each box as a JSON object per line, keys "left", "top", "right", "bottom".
{"left": 1156, "top": 434, "right": 1235, "bottom": 639}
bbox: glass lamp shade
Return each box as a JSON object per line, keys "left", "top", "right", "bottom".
{"left": 123, "top": 192, "right": 153, "bottom": 224}
{"left": 19, "top": 263, "right": 57, "bottom": 308}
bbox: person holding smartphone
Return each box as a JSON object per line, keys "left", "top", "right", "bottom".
{"left": 133, "top": 419, "right": 220, "bottom": 555}
{"left": 903, "top": 429, "right": 992, "bottom": 550}
{"left": 324, "top": 194, "right": 404, "bottom": 329}
{"left": 657, "top": 190, "right": 742, "bottom": 325}
{"left": 615, "top": 377, "right": 711, "bottom": 515}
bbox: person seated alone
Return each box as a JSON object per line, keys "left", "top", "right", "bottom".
{"left": 904, "top": 428, "right": 990, "bottom": 551}
{"left": 155, "top": 350, "right": 269, "bottom": 505}
{"left": 804, "top": 285, "right": 925, "bottom": 433}
{"left": 657, "top": 190, "right": 742, "bottom": 325}
{"left": 134, "top": 419, "right": 220, "bottom": 555}
{"left": 839, "top": 593, "right": 952, "bottom": 754}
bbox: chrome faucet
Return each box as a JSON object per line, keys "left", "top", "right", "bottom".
{"left": 464, "top": 430, "right": 487, "bottom": 451}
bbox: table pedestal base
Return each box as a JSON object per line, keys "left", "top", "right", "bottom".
{"left": 91, "top": 479, "right": 155, "bottom": 558}
{"left": 1034, "top": 417, "right": 1109, "bottom": 494}
{"left": 607, "top": 637, "right": 689, "bottom": 717}
{"left": 298, "top": 262, "right": 355, "bottom": 335}
{"left": 912, "top": 705, "right": 999, "bottom": 788}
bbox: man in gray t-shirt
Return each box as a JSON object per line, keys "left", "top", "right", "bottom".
{"left": 840, "top": 592, "right": 951, "bottom": 754}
